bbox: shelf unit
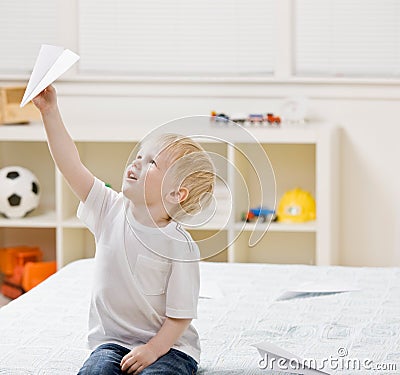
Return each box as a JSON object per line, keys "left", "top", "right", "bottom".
{"left": 0, "top": 120, "right": 338, "bottom": 268}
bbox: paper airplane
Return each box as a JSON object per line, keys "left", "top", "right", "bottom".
{"left": 276, "top": 281, "right": 360, "bottom": 301}
{"left": 253, "top": 341, "right": 331, "bottom": 374}
{"left": 20, "top": 44, "right": 80, "bottom": 107}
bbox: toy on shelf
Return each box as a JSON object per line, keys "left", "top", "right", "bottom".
{"left": 0, "top": 166, "right": 41, "bottom": 219}
{"left": 248, "top": 114, "right": 264, "bottom": 124}
{"left": 266, "top": 113, "right": 281, "bottom": 125}
{"left": 280, "top": 96, "right": 308, "bottom": 124}
{"left": 21, "top": 261, "right": 57, "bottom": 292}
{"left": 277, "top": 188, "right": 316, "bottom": 223}
{"left": 210, "top": 111, "right": 281, "bottom": 127}
{"left": 0, "top": 246, "right": 56, "bottom": 299}
{"left": 0, "top": 86, "right": 40, "bottom": 125}
{"left": 241, "top": 207, "right": 277, "bottom": 223}
{"left": 210, "top": 111, "right": 230, "bottom": 123}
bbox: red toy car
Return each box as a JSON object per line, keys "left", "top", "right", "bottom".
{"left": 266, "top": 113, "right": 281, "bottom": 125}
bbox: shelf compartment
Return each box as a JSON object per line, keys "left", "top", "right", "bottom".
{"left": 61, "top": 142, "right": 136, "bottom": 220}
{"left": 196, "top": 141, "right": 228, "bottom": 182}
{"left": 0, "top": 227, "right": 56, "bottom": 262}
{"left": 232, "top": 230, "right": 315, "bottom": 265}
{"left": 188, "top": 229, "right": 228, "bottom": 262}
{"left": 233, "top": 143, "right": 316, "bottom": 223}
{"left": 264, "top": 143, "right": 316, "bottom": 201}
{"left": 77, "top": 141, "right": 137, "bottom": 187}
{"left": 61, "top": 228, "right": 95, "bottom": 267}
{"left": 0, "top": 141, "right": 56, "bottom": 213}
{"left": 232, "top": 142, "right": 276, "bottom": 222}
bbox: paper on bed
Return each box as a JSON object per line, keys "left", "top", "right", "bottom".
{"left": 253, "top": 341, "right": 330, "bottom": 375}
{"left": 276, "top": 280, "right": 360, "bottom": 301}
{"left": 20, "top": 44, "right": 80, "bottom": 107}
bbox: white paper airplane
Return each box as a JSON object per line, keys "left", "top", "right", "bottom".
{"left": 276, "top": 280, "right": 360, "bottom": 301}
{"left": 253, "top": 341, "right": 331, "bottom": 374}
{"left": 20, "top": 44, "right": 80, "bottom": 107}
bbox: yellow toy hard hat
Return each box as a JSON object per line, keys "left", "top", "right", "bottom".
{"left": 277, "top": 188, "right": 316, "bottom": 223}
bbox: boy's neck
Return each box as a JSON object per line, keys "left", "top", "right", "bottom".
{"left": 130, "top": 202, "right": 171, "bottom": 228}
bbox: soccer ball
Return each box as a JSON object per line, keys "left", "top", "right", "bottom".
{"left": 0, "top": 166, "right": 40, "bottom": 218}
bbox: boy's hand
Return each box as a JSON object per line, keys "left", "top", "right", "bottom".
{"left": 120, "top": 344, "right": 158, "bottom": 374}
{"left": 32, "top": 85, "right": 57, "bottom": 115}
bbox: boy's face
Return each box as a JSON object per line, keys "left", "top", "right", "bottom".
{"left": 122, "top": 142, "right": 176, "bottom": 208}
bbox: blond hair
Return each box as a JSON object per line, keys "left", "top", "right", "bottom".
{"left": 142, "top": 133, "right": 215, "bottom": 221}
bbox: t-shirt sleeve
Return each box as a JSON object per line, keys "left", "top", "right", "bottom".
{"left": 165, "top": 243, "right": 200, "bottom": 319}
{"left": 77, "top": 177, "right": 119, "bottom": 238}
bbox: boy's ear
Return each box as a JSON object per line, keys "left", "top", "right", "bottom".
{"left": 165, "top": 187, "right": 189, "bottom": 204}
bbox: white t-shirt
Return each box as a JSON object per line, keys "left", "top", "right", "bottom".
{"left": 77, "top": 177, "right": 201, "bottom": 362}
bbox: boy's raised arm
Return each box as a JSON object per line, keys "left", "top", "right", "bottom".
{"left": 33, "top": 86, "right": 94, "bottom": 203}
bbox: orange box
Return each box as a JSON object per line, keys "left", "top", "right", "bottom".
{"left": 5, "top": 249, "right": 44, "bottom": 286}
{"left": 0, "top": 246, "right": 42, "bottom": 276}
{"left": 0, "top": 247, "right": 47, "bottom": 299}
{"left": 22, "top": 261, "right": 57, "bottom": 292}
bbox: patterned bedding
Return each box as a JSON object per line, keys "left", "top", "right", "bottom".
{"left": 0, "top": 259, "right": 399, "bottom": 374}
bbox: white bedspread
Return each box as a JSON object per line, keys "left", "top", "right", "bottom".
{"left": 0, "top": 259, "right": 399, "bottom": 374}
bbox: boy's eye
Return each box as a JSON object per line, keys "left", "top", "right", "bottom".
{"left": 150, "top": 160, "right": 157, "bottom": 166}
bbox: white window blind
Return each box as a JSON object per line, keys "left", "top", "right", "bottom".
{"left": 78, "top": 0, "right": 276, "bottom": 75}
{"left": 0, "top": 1, "right": 58, "bottom": 74}
{"left": 295, "top": 0, "right": 400, "bottom": 77}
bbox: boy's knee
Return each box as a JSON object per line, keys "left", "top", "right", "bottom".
{"left": 78, "top": 359, "right": 120, "bottom": 375}
{"left": 77, "top": 344, "right": 127, "bottom": 375}
{"left": 140, "top": 349, "right": 197, "bottom": 375}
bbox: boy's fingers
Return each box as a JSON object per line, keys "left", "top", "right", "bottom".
{"left": 132, "top": 365, "right": 144, "bottom": 374}
{"left": 121, "top": 354, "right": 137, "bottom": 371}
{"left": 121, "top": 352, "right": 131, "bottom": 365}
{"left": 127, "top": 361, "right": 142, "bottom": 374}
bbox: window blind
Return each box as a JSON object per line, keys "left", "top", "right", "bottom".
{"left": 295, "top": 0, "right": 400, "bottom": 77}
{"left": 78, "top": 0, "right": 276, "bottom": 75}
{"left": 0, "top": 1, "right": 58, "bottom": 74}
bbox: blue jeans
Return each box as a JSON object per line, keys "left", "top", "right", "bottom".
{"left": 77, "top": 343, "right": 198, "bottom": 375}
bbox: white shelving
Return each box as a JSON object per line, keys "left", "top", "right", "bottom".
{"left": 235, "top": 221, "right": 317, "bottom": 232}
{"left": 0, "top": 120, "right": 338, "bottom": 268}
{"left": 0, "top": 210, "right": 57, "bottom": 228}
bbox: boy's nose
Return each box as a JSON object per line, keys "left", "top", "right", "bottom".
{"left": 132, "top": 159, "right": 142, "bottom": 169}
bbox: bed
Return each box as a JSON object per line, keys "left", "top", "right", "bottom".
{"left": 0, "top": 259, "right": 399, "bottom": 374}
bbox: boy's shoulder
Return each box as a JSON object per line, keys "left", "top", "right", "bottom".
{"left": 164, "top": 222, "right": 200, "bottom": 261}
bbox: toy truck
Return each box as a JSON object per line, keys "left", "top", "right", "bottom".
{"left": 0, "top": 246, "right": 56, "bottom": 299}
{"left": 242, "top": 207, "right": 277, "bottom": 223}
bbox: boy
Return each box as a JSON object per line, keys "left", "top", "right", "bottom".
{"left": 33, "top": 86, "right": 215, "bottom": 374}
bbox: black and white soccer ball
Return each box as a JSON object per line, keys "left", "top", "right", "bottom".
{"left": 0, "top": 166, "right": 40, "bottom": 218}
